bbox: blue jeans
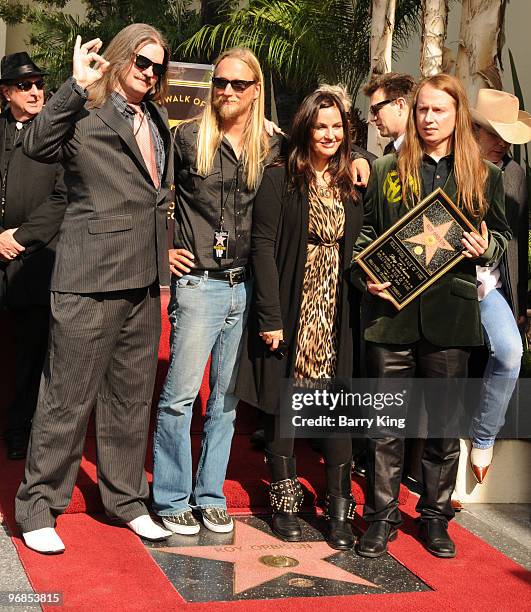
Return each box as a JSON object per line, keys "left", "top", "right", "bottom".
{"left": 470, "top": 289, "right": 522, "bottom": 449}
{"left": 152, "top": 272, "right": 251, "bottom": 515}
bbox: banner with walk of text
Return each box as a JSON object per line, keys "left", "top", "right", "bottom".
{"left": 163, "top": 62, "right": 213, "bottom": 269}
{"left": 164, "top": 61, "right": 213, "bottom": 127}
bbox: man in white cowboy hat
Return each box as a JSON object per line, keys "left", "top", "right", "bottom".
{"left": 469, "top": 88, "right": 530, "bottom": 483}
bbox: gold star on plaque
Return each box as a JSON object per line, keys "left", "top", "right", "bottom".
{"left": 404, "top": 215, "right": 455, "bottom": 265}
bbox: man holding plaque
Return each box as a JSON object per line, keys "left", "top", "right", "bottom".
{"left": 352, "top": 74, "right": 511, "bottom": 559}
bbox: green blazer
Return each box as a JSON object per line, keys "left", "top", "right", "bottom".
{"left": 351, "top": 154, "right": 512, "bottom": 347}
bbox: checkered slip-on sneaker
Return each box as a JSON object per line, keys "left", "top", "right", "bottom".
{"left": 200, "top": 508, "right": 234, "bottom": 533}
{"left": 161, "top": 510, "right": 200, "bottom": 535}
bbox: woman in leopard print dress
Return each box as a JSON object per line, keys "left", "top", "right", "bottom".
{"left": 236, "top": 90, "right": 363, "bottom": 550}
{"left": 294, "top": 186, "right": 345, "bottom": 379}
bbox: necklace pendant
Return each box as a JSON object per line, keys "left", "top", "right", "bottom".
{"left": 318, "top": 185, "right": 332, "bottom": 198}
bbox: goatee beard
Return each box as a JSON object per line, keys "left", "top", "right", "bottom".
{"left": 218, "top": 104, "right": 241, "bottom": 120}
{"left": 213, "top": 98, "right": 242, "bottom": 120}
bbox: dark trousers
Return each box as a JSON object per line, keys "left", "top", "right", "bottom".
{"left": 15, "top": 285, "right": 161, "bottom": 532}
{"left": 6, "top": 306, "right": 50, "bottom": 439}
{"left": 363, "top": 340, "right": 469, "bottom": 526}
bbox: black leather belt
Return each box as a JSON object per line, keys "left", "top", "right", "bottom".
{"left": 189, "top": 266, "right": 250, "bottom": 286}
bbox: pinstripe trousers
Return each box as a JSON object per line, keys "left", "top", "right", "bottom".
{"left": 15, "top": 284, "right": 161, "bottom": 532}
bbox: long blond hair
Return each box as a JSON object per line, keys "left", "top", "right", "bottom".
{"left": 196, "top": 47, "right": 269, "bottom": 191}
{"left": 398, "top": 74, "right": 488, "bottom": 220}
{"left": 87, "top": 23, "right": 169, "bottom": 109}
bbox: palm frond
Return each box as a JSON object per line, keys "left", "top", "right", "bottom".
{"left": 0, "top": 0, "right": 201, "bottom": 88}
{"left": 179, "top": 0, "right": 421, "bottom": 98}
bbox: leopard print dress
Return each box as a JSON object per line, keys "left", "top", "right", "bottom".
{"left": 294, "top": 188, "right": 345, "bottom": 379}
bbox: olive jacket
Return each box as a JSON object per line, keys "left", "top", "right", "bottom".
{"left": 351, "top": 154, "right": 512, "bottom": 347}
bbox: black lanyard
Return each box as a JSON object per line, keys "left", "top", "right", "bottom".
{"left": 219, "top": 146, "right": 239, "bottom": 230}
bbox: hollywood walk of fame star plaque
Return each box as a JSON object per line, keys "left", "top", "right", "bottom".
{"left": 145, "top": 516, "right": 430, "bottom": 602}
{"left": 355, "top": 187, "right": 477, "bottom": 310}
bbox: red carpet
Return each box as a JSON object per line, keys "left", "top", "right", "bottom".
{"left": 2, "top": 294, "right": 529, "bottom": 609}
{"left": 0, "top": 494, "right": 529, "bottom": 611}
{"left": 0, "top": 291, "right": 408, "bottom": 515}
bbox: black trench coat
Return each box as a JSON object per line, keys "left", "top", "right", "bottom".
{"left": 236, "top": 165, "right": 363, "bottom": 414}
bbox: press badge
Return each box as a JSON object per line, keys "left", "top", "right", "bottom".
{"left": 213, "top": 229, "right": 229, "bottom": 261}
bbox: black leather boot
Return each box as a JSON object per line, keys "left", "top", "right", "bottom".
{"left": 325, "top": 461, "right": 355, "bottom": 550}
{"left": 418, "top": 518, "right": 456, "bottom": 558}
{"left": 356, "top": 521, "right": 397, "bottom": 558}
{"left": 265, "top": 451, "right": 303, "bottom": 541}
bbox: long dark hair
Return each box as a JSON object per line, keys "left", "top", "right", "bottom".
{"left": 287, "top": 90, "right": 358, "bottom": 201}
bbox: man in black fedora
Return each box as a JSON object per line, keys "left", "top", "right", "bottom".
{"left": 0, "top": 51, "right": 67, "bottom": 459}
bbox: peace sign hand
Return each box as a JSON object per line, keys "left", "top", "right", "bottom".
{"left": 73, "top": 36, "right": 109, "bottom": 89}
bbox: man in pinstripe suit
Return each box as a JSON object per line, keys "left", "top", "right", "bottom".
{"left": 15, "top": 24, "right": 174, "bottom": 554}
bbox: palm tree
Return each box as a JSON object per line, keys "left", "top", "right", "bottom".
{"left": 456, "top": 0, "right": 508, "bottom": 102}
{"left": 0, "top": 0, "right": 200, "bottom": 89}
{"left": 180, "top": 0, "right": 421, "bottom": 98}
{"left": 369, "top": 0, "right": 396, "bottom": 77}
{"left": 420, "top": 0, "right": 449, "bottom": 77}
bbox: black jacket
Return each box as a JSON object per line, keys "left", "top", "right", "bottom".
{"left": 497, "top": 156, "right": 528, "bottom": 318}
{"left": 236, "top": 165, "right": 363, "bottom": 414}
{"left": 0, "top": 110, "right": 67, "bottom": 307}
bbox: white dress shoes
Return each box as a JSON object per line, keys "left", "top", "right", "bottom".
{"left": 126, "top": 515, "right": 172, "bottom": 541}
{"left": 22, "top": 528, "right": 65, "bottom": 554}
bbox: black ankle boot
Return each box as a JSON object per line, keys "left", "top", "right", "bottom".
{"left": 356, "top": 521, "right": 397, "bottom": 558}
{"left": 418, "top": 518, "right": 456, "bottom": 558}
{"left": 265, "top": 451, "right": 303, "bottom": 541}
{"left": 325, "top": 461, "right": 355, "bottom": 550}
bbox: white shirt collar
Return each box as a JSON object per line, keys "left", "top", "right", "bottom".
{"left": 394, "top": 133, "right": 405, "bottom": 150}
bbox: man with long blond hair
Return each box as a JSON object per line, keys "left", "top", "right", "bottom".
{"left": 15, "top": 24, "right": 174, "bottom": 553}
{"left": 151, "top": 47, "right": 281, "bottom": 536}
{"left": 352, "top": 74, "right": 511, "bottom": 559}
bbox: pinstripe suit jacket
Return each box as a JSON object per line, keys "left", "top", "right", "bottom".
{"left": 23, "top": 78, "right": 172, "bottom": 293}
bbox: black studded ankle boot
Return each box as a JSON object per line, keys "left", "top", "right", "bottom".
{"left": 265, "top": 451, "right": 303, "bottom": 541}
{"left": 325, "top": 461, "right": 356, "bottom": 550}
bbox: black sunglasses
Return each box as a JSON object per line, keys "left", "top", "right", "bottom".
{"left": 14, "top": 79, "right": 45, "bottom": 92}
{"left": 212, "top": 77, "right": 256, "bottom": 93}
{"left": 369, "top": 98, "right": 397, "bottom": 117}
{"left": 134, "top": 54, "right": 166, "bottom": 77}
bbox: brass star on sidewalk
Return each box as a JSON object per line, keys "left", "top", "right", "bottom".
{"left": 156, "top": 521, "right": 377, "bottom": 594}
{"left": 404, "top": 215, "right": 455, "bottom": 266}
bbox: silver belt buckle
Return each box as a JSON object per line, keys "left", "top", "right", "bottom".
{"left": 228, "top": 268, "right": 244, "bottom": 286}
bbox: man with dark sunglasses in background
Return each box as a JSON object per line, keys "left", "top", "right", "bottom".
{"left": 0, "top": 52, "right": 67, "bottom": 461}
{"left": 15, "top": 24, "right": 174, "bottom": 554}
{"left": 363, "top": 72, "right": 415, "bottom": 155}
